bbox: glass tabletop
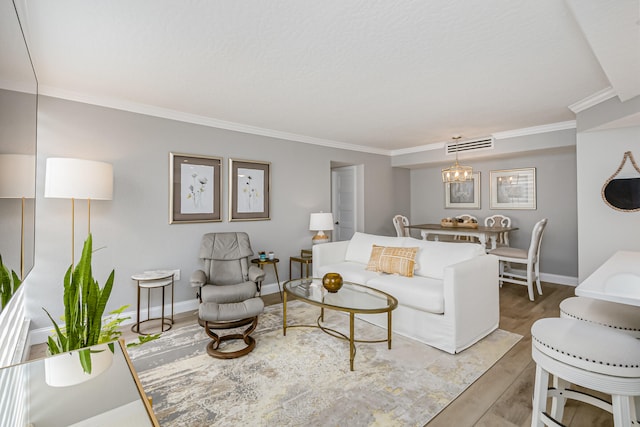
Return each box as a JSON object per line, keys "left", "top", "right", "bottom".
{"left": 284, "top": 278, "right": 398, "bottom": 314}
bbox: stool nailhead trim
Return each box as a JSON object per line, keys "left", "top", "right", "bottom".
{"left": 560, "top": 310, "right": 640, "bottom": 332}
{"left": 532, "top": 336, "right": 640, "bottom": 369}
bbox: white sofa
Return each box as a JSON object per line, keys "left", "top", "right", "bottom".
{"left": 313, "top": 232, "right": 499, "bottom": 354}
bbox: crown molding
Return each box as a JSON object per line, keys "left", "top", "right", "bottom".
{"left": 38, "top": 86, "right": 580, "bottom": 159}
{"left": 37, "top": 85, "right": 391, "bottom": 156}
{"left": 390, "top": 141, "right": 446, "bottom": 157}
{"left": 0, "top": 78, "right": 37, "bottom": 94}
{"left": 492, "top": 120, "right": 576, "bottom": 140}
{"left": 568, "top": 86, "right": 617, "bottom": 113}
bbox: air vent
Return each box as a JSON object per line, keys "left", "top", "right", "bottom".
{"left": 445, "top": 137, "right": 494, "bottom": 155}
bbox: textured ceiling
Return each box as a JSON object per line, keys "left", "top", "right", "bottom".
{"left": 8, "top": 0, "right": 639, "bottom": 152}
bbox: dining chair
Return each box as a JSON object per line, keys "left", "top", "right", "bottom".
{"left": 488, "top": 218, "right": 548, "bottom": 301}
{"left": 484, "top": 214, "right": 511, "bottom": 247}
{"left": 454, "top": 214, "right": 478, "bottom": 242}
{"left": 392, "top": 214, "right": 410, "bottom": 237}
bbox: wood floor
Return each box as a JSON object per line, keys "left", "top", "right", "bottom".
{"left": 29, "top": 283, "right": 615, "bottom": 426}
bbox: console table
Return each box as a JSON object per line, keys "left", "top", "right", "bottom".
{"left": 0, "top": 340, "right": 159, "bottom": 426}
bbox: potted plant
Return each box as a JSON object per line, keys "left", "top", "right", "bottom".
{"left": 0, "top": 255, "right": 21, "bottom": 310}
{"left": 43, "top": 234, "right": 156, "bottom": 384}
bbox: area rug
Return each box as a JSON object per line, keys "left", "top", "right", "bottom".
{"left": 128, "top": 301, "right": 521, "bottom": 427}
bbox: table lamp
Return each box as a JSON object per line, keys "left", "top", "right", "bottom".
{"left": 44, "top": 157, "right": 113, "bottom": 265}
{"left": 0, "top": 154, "right": 35, "bottom": 279}
{"left": 309, "top": 212, "right": 334, "bottom": 245}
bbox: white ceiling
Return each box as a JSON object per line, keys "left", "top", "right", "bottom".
{"left": 9, "top": 0, "right": 640, "bottom": 153}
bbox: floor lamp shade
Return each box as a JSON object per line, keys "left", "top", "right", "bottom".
{"left": 45, "top": 157, "right": 113, "bottom": 266}
{"left": 0, "top": 154, "right": 36, "bottom": 199}
{"left": 309, "top": 212, "right": 334, "bottom": 245}
{"left": 0, "top": 154, "right": 36, "bottom": 279}
{"left": 45, "top": 158, "right": 113, "bottom": 200}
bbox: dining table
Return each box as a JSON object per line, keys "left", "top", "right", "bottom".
{"left": 406, "top": 223, "right": 518, "bottom": 251}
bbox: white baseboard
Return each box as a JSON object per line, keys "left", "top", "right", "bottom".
{"left": 28, "top": 282, "right": 283, "bottom": 345}
{"left": 540, "top": 273, "right": 577, "bottom": 287}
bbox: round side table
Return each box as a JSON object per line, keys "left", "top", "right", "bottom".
{"left": 251, "top": 258, "right": 282, "bottom": 301}
{"left": 131, "top": 270, "right": 175, "bottom": 335}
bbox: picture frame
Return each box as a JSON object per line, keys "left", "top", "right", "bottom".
{"left": 445, "top": 172, "right": 481, "bottom": 209}
{"left": 490, "top": 168, "right": 536, "bottom": 210}
{"left": 169, "top": 152, "right": 222, "bottom": 224}
{"left": 229, "top": 158, "right": 271, "bottom": 221}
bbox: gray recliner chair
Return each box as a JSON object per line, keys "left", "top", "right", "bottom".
{"left": 191, "top": 232, "right": 266, "bottom": 359}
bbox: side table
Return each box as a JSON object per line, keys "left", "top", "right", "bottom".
{"left": 289, "top": 249, "right": 312, "bottom": 279}
{"left": 131, "top": 270, "right": 175, "bottom": 335}
{"left": 251, "top": 258, "right": 282, "bottom": 301}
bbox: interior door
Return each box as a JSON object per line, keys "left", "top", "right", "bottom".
{"left": 331, "top": 166, "right": 357, "bottom": 241}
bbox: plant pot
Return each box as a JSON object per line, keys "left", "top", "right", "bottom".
{"left": 44, "top": 343, "right": 114, "bottom": 387}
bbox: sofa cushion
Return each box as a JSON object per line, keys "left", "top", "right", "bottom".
{"left": 345, "top": 232, "right": 404, "bottom": 265}
{"left": 403, "top": 238, "right": 485, "bottom": 279}
{"left": 316, "top": 261, "right": 382, "bottom": 284}
{"left": 366, "top": 275, "right": 445, "bottom": 314}
{"left": 366, "top": 245, "right": 418, "bottom": 277}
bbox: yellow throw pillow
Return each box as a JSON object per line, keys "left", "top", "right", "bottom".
{"left": 366, "top": 245, "right": 386, "bottom": 271}
{"left": 366, "top": 245, "right": 418, "bottom": 277}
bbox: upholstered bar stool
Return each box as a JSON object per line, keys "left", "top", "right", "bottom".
{"left": 531, "top": 317, "right": 640, "bottom": 426}
{"left": 560, "top": 296, "right": 640, "bottom": 338}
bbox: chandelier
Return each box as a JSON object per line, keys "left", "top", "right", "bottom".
{"left": 441, "top": 135, "right": 473, "bottom": 183}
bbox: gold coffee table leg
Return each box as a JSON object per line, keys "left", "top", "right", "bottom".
{"left": 283, "top": 291, "right": 287, "bottom": 336}
{"left": 387, "top": 311, "right": 392, "bottom": 349}
{"left": 349, "top": 312, "right": 355, "bottom": 371}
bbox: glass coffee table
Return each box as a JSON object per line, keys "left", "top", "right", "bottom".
{"left": 283, "top": 277, "right": 398, "bottom": 371}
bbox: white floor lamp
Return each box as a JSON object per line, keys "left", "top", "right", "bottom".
{"left": 44, "top": 158, "right": 113, "bottom": 266}
{"left": 0, "top": 154, "right": 35, "bottom": 280}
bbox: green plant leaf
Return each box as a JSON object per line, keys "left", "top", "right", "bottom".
{"left": 79, "top": 348, "right": 92, "bottom": 374}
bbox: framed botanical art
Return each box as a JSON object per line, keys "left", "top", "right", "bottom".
{"left": 490, "top": 167, "right": 536, "bottom": 210}
{"left": 169, "top": 153, "right": 222, "bottom": 224}
{"left": 229, "top": 158, "right": 271, "bottom": 221}
{"left": 445, "top": 172, "right": 480, "bottom": 209}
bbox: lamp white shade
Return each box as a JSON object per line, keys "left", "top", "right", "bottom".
{"left": 0, "top": 154, "right": 35, "bottom": 198}
{"left": 45, "top": 158, "right": 113, "bottom": 200}
{"left": 309, "top": 212, "right": 334, "bottom": 231}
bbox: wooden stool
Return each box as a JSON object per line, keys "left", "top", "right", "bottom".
{"left": 560, "top": 296, "right": 640, "bottom": 338}
{"left": 531, "top": 317, "right": 640, "bottom": 426}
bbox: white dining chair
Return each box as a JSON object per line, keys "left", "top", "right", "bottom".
{"left": 454, "top": 214, "right": 478, "bottom": 242}
{"left": 488, "top": 218, "right": 548, "bottom": 301}
{"left": 484, "top": 214, "right": 511, "bottom": 247}
{"left": 392, "top": 214, "right": 410, "bottom": 237}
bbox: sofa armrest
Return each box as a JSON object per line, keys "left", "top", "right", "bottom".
{"left": 312, "top": 241, "right": 350, "bottom": 278}
{"left": 443, "top": 255, "right": 499, "bottom": 344}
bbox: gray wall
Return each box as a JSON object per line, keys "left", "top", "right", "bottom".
{"left": 575, "top": 95, "right": 640, "bottom": 281}
{"left": 27, "top": 96, "right": 408, "bottom": 330}
{"left": 410, "top": 130, "right": 578, "bottom": 280}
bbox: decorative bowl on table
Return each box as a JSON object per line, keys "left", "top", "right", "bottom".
{"left": 440, "top": 218, "right": 457, "bottom": 227}
{"left": 322, "top": 272, "right": 343, "bottom": 293}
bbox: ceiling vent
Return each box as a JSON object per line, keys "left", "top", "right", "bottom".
{"left": 445, "top": 136, "right": 494, "bottom": 155}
